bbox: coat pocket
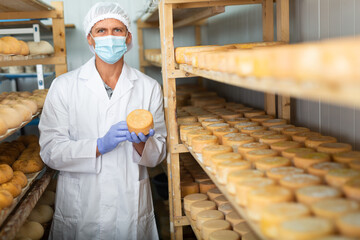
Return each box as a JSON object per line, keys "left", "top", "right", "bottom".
{"left": 138, "top": 177, "right": 154, "bottom": 218}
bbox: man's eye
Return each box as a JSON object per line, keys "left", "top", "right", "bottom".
{"left": 114, "top": 29, "right": 122, "bottom": 32}
{"left": 98, "top": 29, "right": 104, "bottom": 33}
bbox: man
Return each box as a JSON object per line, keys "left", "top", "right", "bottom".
{"left": 39, "top": 2, "right": 166, "bottom": 239}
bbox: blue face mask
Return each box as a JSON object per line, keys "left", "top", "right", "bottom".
{"left": 91, "top": 34, "right": 127, "bottom": 64}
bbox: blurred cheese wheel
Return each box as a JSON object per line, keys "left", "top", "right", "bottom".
{"left": 0, "top": 105, "right": 23, "bottom": 128}
{"left": 238, "top": 142, "right": 269, "bottom": 157}
{"left": 245, "top": 149, "right": 278, "bottom": 164}
{"left": 199, "top": 180, "right": 216, "bottom": 194}
{"left": 325, "top": 169, "right": 360, "bottom": 188}
{"left": 305, "top": 136, "right": 337, "bottom": 149}
{"left": 213, "top": 195, "right": 229, "bottom": 207}
{"left": 177, "top": 116, "right": 197, "bottom": 125}
{"left": 28, "top": 204, "right": 54, "bottom": 224}
{"left": 226, "top": 211, "right": 245, "bottom": 227}
{"left": 241, "top": 125, "right": 266, "bottom": 134}
{"left": 333, "top": 151, "right": 360, "bottom": 164}
{"left": 207, "top": 188, "right": 222, "bottom": 201}
{"left": 233, "top": 222, "right": 251, "bottom": 236}
{"left": 234, "top": 121, "right": 259, "bottom": 131}
{"left": 198, "top": 115, "right": 219, "bottom": 122}
{"left": 208, "top": 230, "right": 240, "bottom": 240}
{"left": 202, "top": 118, "right": 225, "bottom": 127}
{"left": 336, "top": 212, "right": 360, "bottom": 238}
{"left": 255, "top": 156, "right": 291, "bottom": 172}
{"left": 216, "top": 160, "right": 251, "bottom": 185}
{"left": 311, "top": 198, "right": 359, "bottom": 220}
{"left": 196, "top": 209, "right": 224, "bottom": 230}
{"left": 226, "top": 117, "right": 249, "bottom": 127}
{"left": 282, "top": 127, "right": 310, "bottom": 136}
{"left": 186, "top": 129, "right": 212, "bottom": 145}
{"left": 235, "top": 177, "right": 275, "bottom": 206}
{"left": 279, "top": 217, "right": 334, "bottom": 240}
{"left": 191, "top": 135, "right": 218, "bottom": 153}
{"left": 0, "top": 189, "right": 13, "bottom": 210}
{"left": 223, "top": 135, "right": 254, "bottom": 152}
{"left": 210, "top": 152, "right": 242, "bottom": 174}
{"left": 295, "top": 185, "right": 341, "bottom": 206}
{"left": 349, "top": 159, "right": 360, "bottom": 170}
{"left": 279, "top": 174, "right": 321, "bottom": 191}
{"left": 15, "top": 221, "right": 44, "bottom": 240}
{"left": 282, "top": 147, "right": 315, "bottom": 161}
{"left": 222, "top": 133, "right": 248, "bottom": 146}
{"left": 317, "top": 142, "right": 352, "bottom": 154}
{"left": 270, "top": 141, "right": 303, "bottom": 153}
{"left": 342, "top": 177, "right": 360, "bottom": 201}
{"left": 218, "top": 202, "right": 233, "bottom": 215}
{"left": 250, "top": 130, "right": 277, "bottom": 141}
{"left": 260, "top": 202, "right": 310, "bottom": 239}
{"left": 259, "top": 134, "right": 290, "bottom": 145}
{"left": 190, "top": 200, "right": 216, "bottom": 220}
{"left": 293, "top": 152, "right": 330, "bottom": 170}
{"left": 181, "top": 182, "right": 199, "bottom": 198}
{"left": 227, "top": 169, "right": 264, "bottom": 195}
{"left": 220, "top": 113, "right": 242, "bottom": 121}
{"left": 183, "top": 193, "right": 208, "bottom": 211}
{"left": 202, "top": 219, "right": 231, "bottom": 240}
{"left": 27, "top": 41, "right": 54, "bottom": 55}
{"left": 307, "top": 162, "right": 348, "bottom": 178}
{"left": 243, "top": 110, "right": 265, "bottom": 118}
{"left": 213, "top": 127, "right": 238, "bottom": 144}
{"left": 266, "top": 166, "right": 305, "bottom": 182}
{"left": 180, "top": 126, "right": 203, "bottom": 142}
{"left": 250, "top": 114, "right": 274, "bottom": 123}
{"left": 262, "top": 118, "right": 287, "bottom": 127}
{"left": 269, "top": 124, "right": 295, "bottom": 133}
{"left": 126, "top": 109, "right": 154, "bottom": 135}
{"left": 292, "top": 131, "right": 322, "bottom": 143}
{"left": 202, "top": 145, "right": 232, "bottom": 167}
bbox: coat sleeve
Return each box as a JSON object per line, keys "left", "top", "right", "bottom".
{"left": 39, "top": 78, "right": 101, "bottom": 173}
{"left": 132, "top": 83, "right": 167, "bottom": 167}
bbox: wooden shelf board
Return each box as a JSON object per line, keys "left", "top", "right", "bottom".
{"left": 184, "top": 144, "right": 267, "bottom": 240}
{"left": 184, "top": 211, "right": 203, "bottom": 240}
{"left": 180, "top": 64, "right": 360, "bottom": 109}
{"left": 0, "top": 0, "right": 54, "bottom": 13}
{"left": 0, "top": 55, "right": 66, "bottom": 67}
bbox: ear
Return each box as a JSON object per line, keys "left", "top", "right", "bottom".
{"left": 87, "top": 34, "right": 94, "bottom": 47}
{"left": 126, "top": 32, "right": 132, "bottom": 45}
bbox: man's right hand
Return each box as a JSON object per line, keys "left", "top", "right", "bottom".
{"left": 97, "top": 121, "right": 128, "bottom": 155}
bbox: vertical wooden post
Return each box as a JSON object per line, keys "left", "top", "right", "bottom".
{"left": 262, "top": 0, "right": 276, "bottom": 116}
{"left": 195, "top": 24, "right": 203, "bottom": 87}
{"left": 276, "top": 0, "right": 290, "bottom": 121}
{"left": 51, "top": 1, "right": 67, "bottom": 77}
{"left": 137, "top": 19, "right": 146, "bottom": 73}
{"left": 159, "top": 2, "right": 182, "bottom": 240}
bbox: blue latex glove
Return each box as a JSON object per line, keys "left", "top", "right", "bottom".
{"left": 126, "top": 129, "right": 155, "bottom": 144}
{"left": 97, "top": 121, "right": 128, "bottom": 155}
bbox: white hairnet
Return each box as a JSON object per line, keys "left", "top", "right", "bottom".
{"left": 83, "top": 2, "right": 133, "bottom": 52}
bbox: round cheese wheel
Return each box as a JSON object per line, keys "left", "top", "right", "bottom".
{"left": 269, "top": 124, "right": 295, "bottom": 132}
{"left": 295, "top": 185, "right": 342, "bottom": 206}
{"left": 202, "top": 145, "right": 233, "bottom": 167}
{"left": 191, "top": 135, "right": 218, "bottom": 153}
{"left": 213, "top": 127, "right": 238, "bottom": 144}
{"left": 280, "top": 174, "right": 321, "bottom": 191}
{"left": 37, "top": 190, "right": 55, "bottom": 206}
{"left": 245, "top": 149, "right": 278, "bottom": 163}
{"left": 349, "top": 160, "right": 360, "bottom": 170}
{"left": 262, "top": 118, "right": 287, "bottom": 127}
{"left": 207, "top": 188, "right": 222, "bottom": 201}
{"left": 177, "top": 116, "right": 198, "bottom": 125}
{"left": 181, "top": 182, "right": 199, "bottom": 198}
{"left": 213, "top": 195, "right": 229, "bottom": 207}
{"left": 210, "top": 152, "right": 242, "bottom": 174}
{"left": 226, "top": 117, "right": 250, "bottom": 127}
{"left": 292, "top": 131, "right": 322, "bottom": 143}
{"left": 227, "top": 169, "right": 264, "bottom": 195}
{"left": 27, "top": 40, "right": 54, "bottom": 55}
{"left": 282, "top": 127, "right": 310, "bottom": 136}
{"left": 325, "top": 169, "right": 360, "bottom": 188}
{"left": 293, "top": 152, "right": 330, "bottom": 170}
{"left": 216, "top": 160, "right": 251, "bottom": 184}
{"left": 202, "top": 118, "right": 225, "bottom": 127}
{"left": 222, "top": 133, "right": 249, "bottom": 146}
{"left": 255, "top": 156, "right": 291, "bottom": 172}
{"left": 126, "top": 109, "right": 154, "bottom": 135}
{"left": 333, "top": 151, "right": 360, "bottom": 164}
{"left": 220, "top": 113, "right": 242, "bottom": 121}
{"left": 270, "top": 141, "right": 303, "bottom": 153}
{"left": 305, "top": 136, "right": 337, "bottom": 149}
{"left": 0, "top": 189, "right": 13, "bottom": 210}
{"left": 235, "top": 107, "right": 253, "bottom": 113}
{"left": 336, "top": 212, "right": 360, "bottom": 238}
{"left": 198, "top": 115, "right": 220, "bottom": 122}
{"left": 15, "top": 221, "right": 44, "bottom": 240}
{"left": 250, "top": 114, "right": 274, "bottom": 123}
{"left": 234, "top": 121, "right": 259, "bottom": 131}
{"left": 243, "top": 110, "right": 265, "bottom": 118}
{"left": 259, "top": 134, "right": 290, "bottom": 144}
{"left": 282, "top": 147, "right": 315, "bottom": 161}
{"left": 233, "top": 222, "right": 251, "bottom": 236}
{"left": 28, "top": 204, "right": 54, "bottom": 224}
{"left": 247, "top": 185, "right": 293, "bottom": 221}
{"left": 209, "top": 230, "right": 240, "bottom": 240}
{"left": 238, "top": 142, "right": 269, "bottom": 157}
{"left": 184, "top": 193, "right": 208, "bottom": 211}
{"left": 317, "top": 142, "right": 352, "bottom": 154}
{"left": 190, "top": 200, "right": 216, "bottom": 220}
{"left": 342, "top": 177, "right": 360, "bottom": 201}
{"left": 241, "top": 125, "right": 266, "bottom": 134}
{"left": 202, "top": 219, "right": 231, "bottom": 240}
{"left": 186, "top": 129, "right": 212, "bottom": 145}
{"left": 199, "top": 180, "right": 216, "bottom": 194}
{"left": 0, "top": 164, "right": 13, "bottom": 184}
{"left": 218, "top": 202, "right": 234, "bottom": 215}
{"left": 260, "top": 202, "right": 310, "bottom": 239}
{"left": 206, "top": 123, "right": 230, "bottom": 132}
{"left": 311, "top": 198, "right": 359, "bottom": 220}
{"left": 235, "top": 177, "right": 275, "bottom": 206}
{"left": 224, "top": 135, "right": 254, "bottom": 152}
{"left": 250, "top": 130, "right": 277, "bottom": 141}
{"left": 307, "top": 162, "right": 348, "bottom": 178}
{"left": 196, "top": 209, "right": 224, "bottom": 230}
{"left": 180, "top": 126, "right": 204, "bottom": 142}
{"left": 279, "top": 217, "right": 334, "bottom": 240}
{"left": 226, "top": 211, "right": 245, "bottom": 227}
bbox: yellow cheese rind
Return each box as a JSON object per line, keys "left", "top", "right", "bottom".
{"left": 216, "top": 160, "right": 251, "bottom": 184}
{"left": 336, "top": 212, "right": 360, "bottom": 238}
{"left": 325, "top": 169, "right": 360, "bottom": 188}
{"left": 279, "top": 174, "right": 321, "bottom": 191}
{"left": 333, "top": 151, "right": 360, "bottom": 164}
{"left": 184, "top": 193, "right": 208, "bottom": 211}
{"left": 227, "top": 169, "right": 264, "bottom": 194}
{"left": 307, "top": 162, "right": 348, "bottom": 178}
{"left": 207, "top": 188, "right": 222, "bottom": 200}
{"left": 202, "top": 219, "right": 231, "bottom": 240}
{"left": 342, "top": 177, "right": 360, "bottom": 201}
{"left": 255, "top": 156, "right": 291, "bottom": 172}
{"left": 196, "top": 209, "right": 224, "bottom": 230}
{"left": 305, "top": 136, "right": 337, "bottom": 149}
{"left": 295, "top": 185, "right": 342, "bottom": 206}
{"left": 292, "top": 131, "right": 322, "bottom": 143}
{"left": 126, "top": 109, "right": 154, "bottom": 135}
{"left": 208, "top": 230, "right": 240, "bottom": 240}
{"left": 190, "top": 200, "right": 217, "bottom": 220}
{"left": 226, "top": 211, "right": 245, "bottom": 227}
{"left": 266, "top": 166, "right": 305, "bottom": 182}
{"left": 235, "top": 177, "right": 275, "bottom": 206}
{"left": 191, "top": 135, "right": 218, "bottom": 153}
{"left": 202, "top": 145, "right": 233, "bottom": 167}
{"left": 317, "top": 142, "right": 352, "bottom": 154}
{"left": 293, "top": 152, "right": 330, "bottom": 170}
{"left": 311, "top": 198, "right": 359, "bottom": 220}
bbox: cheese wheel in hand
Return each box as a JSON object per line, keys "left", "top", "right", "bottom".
{"left": 126, "top": 109, "right": 154, "bottom": 135}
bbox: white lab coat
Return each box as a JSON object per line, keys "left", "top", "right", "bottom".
{"left": 39, "top": 57, "right": 167, "bottom": 240}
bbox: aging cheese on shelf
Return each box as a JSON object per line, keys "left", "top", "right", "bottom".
{"left": 243, "top": 110, "right": 265, "bottom": 118}
{"left": 210, "top": 152, "right": 242, "bottom": 173}
{"left": 234, "top": 121, "right": 259, "bottom": 131}
{"left": 262, "top": 118, "right": 287, "bottom": 127}
{"left": 202, "top": 145, "right": 233, "bottom": 167}
{"left": 281, "top": 147, "right": 315, "bottom": 160}
{"left": 213, "top": 195, "right": 229, "bottom": 207}
{"left": 259, "top": 134, "right": 290, "bottom": 144}
{"left": 311, "top": 198, "right": 359, "bottom": 220}
{"left": 349, "top": 159, "right": 360, "bottom": 170}
{"left": 333, "top": 151, "right": 360, "bottom": 164}
{"left": 293, "top": 152, "right": 330, "bottom": 170}
{"left": 250, "top": 130, "right": 277, "bottom": 141}
{"left": 250, "top": 114, "right": 274, "bottom": 123}
{"left": 201, "top": 219, "right": 231, "bottom": 240}
{"left": 245, "top": 149, "right": 278, "bottom": 163}
{"left": 208, "top": 230, "right": 240, "bottom": 240}
{"left": 307, "top": 162, "right": 348, "bottom": 178}
{"left": 226, "top": 117, "right": 250, "bottom": 127}
{"left": 218, "top": 202, "right": 234, "bottom": 215}
{"left": 238, "top": 142, "right": 269, "bottom": 157}
{"left": 269, "top": 124, "right": 295, "bottom": 132}
{"left": 260, "top": 202, "right": 310, "bottom": 239}
{"left": 270, "top": 141, "right": 303, "bottom": 153}
{"left": 342, "top": 177, "right": 360, "bottom": 201}
{"left": 126, "top": 109, "right": 154, "bottom": 135}
{"left": 190, "top": 200, "right": 217, "bottom": 220}
{"left": 181, "top": 182, "right": 199, "bottom": 197}
{"left": 224, "top": 135, "right": 254, "bottom": 152}
{"left": 254, "top": 156, "right": 291, "bottom": 172}
{"left": 202, "top": 118, "right": 225, "bottom": 127}
{"left": 191, "top": 135, "right": 218, "bottom": 153}
{"left": 186, "top": 129, "right": 212, "bottom": 145}
{"left": 241, "top": 125, "right": 266, "bottom": 134}
{"left": 206, "top": 123, "right": 230, "bottom": 132}
{"left": 213, "top": 127, "right": 238, "bottom": 144}
{"left": 325, "top": 169, "right": 360, "bottom": 188}
{"left": 200, "top": 180, "right": 216, "bottom": 194}
{"left": 198, "top": 114, "right": 219, "bottom": 122}
{"left": 226, "top": 211, "right": 245, "bottom": 227}
{"left": 247, "top": 185, "right": 293, "bottom": 221}
{"left": 279, "top": 174, "right": 322, "bottom": 191}
{"left": 305, "top": 136, "right": 337, "bottom": 149}
{"left": 177, "top": 116, "right": 198, "bottom": 125}
{"left": 220, "top": 112, "right": 242, "bottom": 121}
{"left": 282, "top": 127, "right": 310, "bottom": 136}
{"left": 222, "top": 133, "right": 248, "bottom": 145}
{"left": 184, "top": 193, "right": 208, "bottom": 211}
{"left": 279, "top": 217, "right": 335, "bottom": 240}
{"left": 292, "top": 131, "right": 322, "bottom": 143}
{"left": 336, "top": 212, "right": 360, "bottom": 238}
{"left": 295, "top": 185, "right": 342, "bottom": 206}
{"left": 207, "top": 188, "right": 223, "bottom": 200}
{"left": 216, "top": 160, "right": 251, "bottom": 184}
{"left": 180, "top": 126, "right": 204, "bottom": 142}
{"left": 196, "top": 209, "right": 224, "bottom": 230}
{"left": 235, "top": 177, "right": 275, "bottom": 206}
{"left": 227, "top": 169, "right": 264, "bottom": 194}
{"left": 233, "top": 222, "right": 251, "bottom": 236}
{"left": 317, "top": 142, "right": 352, "bottom": 154}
